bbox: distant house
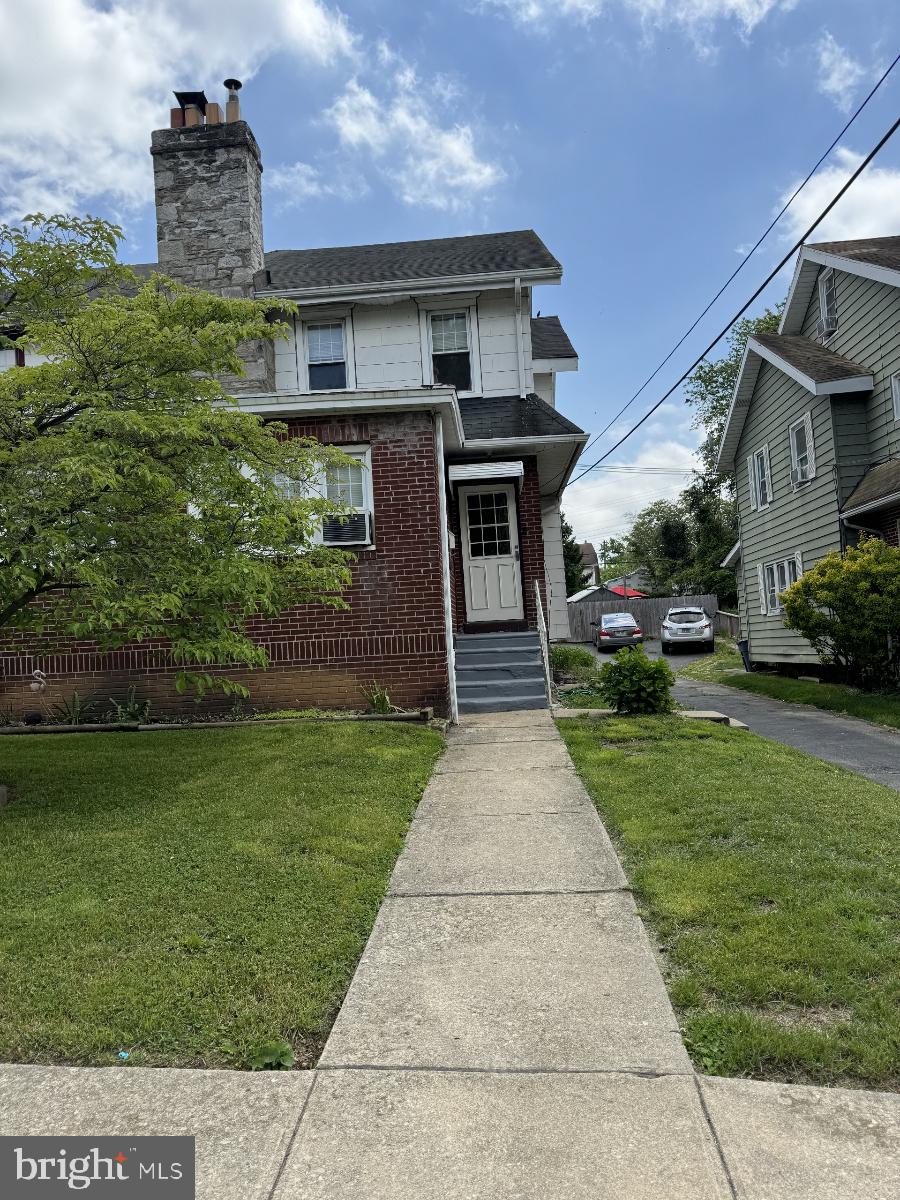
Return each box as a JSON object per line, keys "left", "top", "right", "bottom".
{"left": 577, "top": 542, "right": 600, "bottom": 586}
{"left": 717, "top": 235, "right": 900, "bottom": 668}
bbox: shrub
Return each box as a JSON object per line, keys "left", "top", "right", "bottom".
{"left": 597, "top": 646, "right": 674, "bottom": 714}
{"left": 782, "top": 537, "right": 900, "bottom": 690}
{"left": 550, "top": 644, "right": 599, "bottom": 683}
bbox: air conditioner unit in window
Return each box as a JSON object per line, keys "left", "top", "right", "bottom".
{"left": 322, "top": 512, "right": 371, "bottom": 546}
{"left": 815, "top": 316, "right": 837, "bottom": 339}
{"left": 790, "top": 465, "right": 809, "bottom": 486}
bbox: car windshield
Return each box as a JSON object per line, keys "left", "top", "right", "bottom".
{"left": 602, "top": 614, "right": 636, "bottom": 628}
{"left": 668, "top": 610, "right": 705, "bottom": 624}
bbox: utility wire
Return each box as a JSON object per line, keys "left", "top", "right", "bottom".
{"left": 576, "top": 52, "right": 900, "bottom": 464}
{"left": 569, "top": 111, "right": 900, "bottom": 484}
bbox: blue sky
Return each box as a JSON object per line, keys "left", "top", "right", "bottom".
{"left": 3, "top": 0, "right": 899, "bottom": 545}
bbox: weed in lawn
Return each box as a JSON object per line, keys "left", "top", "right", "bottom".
{"left": 246, "top": 1038, "right": 295, "bottom": 1071}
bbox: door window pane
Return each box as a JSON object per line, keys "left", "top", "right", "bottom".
{"left": 467, "top": 491, "right": 512, "bottom": 558}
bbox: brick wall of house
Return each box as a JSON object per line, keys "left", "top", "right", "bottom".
{"left": 448, "top": 456, "right": 546, "bottom": 632}
{"left": 1, "top": 411, "right": 451, "bottom": 718}
{"left": 872, "top": 503, "right": 900, "bottom": 545}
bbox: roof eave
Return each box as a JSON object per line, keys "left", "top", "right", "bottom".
{"left": 532, "top": 356, "right": 579, "bottom": 373}
{"left": 748, "top": 336, "right": 872, "bottom": 396}
{"left": 781, "top": 244, "right": 900, "bottom": 334}
{"left": 255, "top": 266, "right": 563, "bottom": 303}
{"left": 841, "top": 488, "right": 900, "bottom": 518}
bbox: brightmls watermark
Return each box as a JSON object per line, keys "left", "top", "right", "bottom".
{"left": 0, "top": 1137, "right": 194, "bottom": 1196}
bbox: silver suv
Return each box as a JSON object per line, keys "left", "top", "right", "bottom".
{"left": 660, "top": 607, "right": 714, "bottom": 653}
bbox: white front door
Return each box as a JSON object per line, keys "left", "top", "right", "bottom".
{"left": 459, "top": 483, "right": 524, "bottom": 623}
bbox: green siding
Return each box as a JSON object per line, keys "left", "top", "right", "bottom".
{"left": 735, "top": 264, "right": 900, "bottom": 665}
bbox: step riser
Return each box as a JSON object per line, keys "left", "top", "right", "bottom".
{"left": 458, "top": 695, "right": 550, "bottom": 713}
{"left": 456, "top": 635, "right": 541, "bottom": 651}
{"left": 456, "top": 681, "right": 548, "bottom": 700}
{"left": 456, "top": 665, "right": 546, "bottom": 683}
{"left": 455, "top": 650, "right": 542, "bottom": 667}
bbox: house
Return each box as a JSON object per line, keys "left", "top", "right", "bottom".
{"left": 1, "top": 82, "right": 587, "bottom": 719}
{"left": 717, "top": 235, "right": 900, "bottom": 668}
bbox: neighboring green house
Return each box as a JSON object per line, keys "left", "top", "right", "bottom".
{"left": 717, "top": 236, "right": 900, "bottom": 668}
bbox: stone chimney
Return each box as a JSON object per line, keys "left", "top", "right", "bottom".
{"left": 150, "top": 80, "right": 274, "bottom": 394}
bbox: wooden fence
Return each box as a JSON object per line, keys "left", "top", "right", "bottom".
{"left": 567, "top": 594, "right": 719, "bottom": 643}
{"left": 714, "top": 611, "right": 741, "bottom": 638}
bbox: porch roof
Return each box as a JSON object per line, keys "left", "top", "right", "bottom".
{"left": 842, "top": 458, "right": 900, "bottom": 517}
{"left": 459, "top": 393, "right": 584, "bottom": 440}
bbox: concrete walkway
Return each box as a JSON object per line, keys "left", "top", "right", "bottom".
{"left": 674, "top": 677, "right": 900, "bottom": 790}
{"left": 2, "top": 712, "right": 898, "bottom": 1197}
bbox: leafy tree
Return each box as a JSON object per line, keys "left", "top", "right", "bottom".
{"left": 625, "top": 499, "right": 691, "bottom": 594}
{"left": 684, "top": 305, "right": 782, "bottom": 476}
{"left": 1, "top": 214, "right": 354, "bottom": 696}
{"left": 674, "top": 476, "right": 738, "bottom": 605}
{"left": 596, "top": 536, "right": 638, "bottom": 581}
{"left": 781, "top": 537, "right": 900, "bottom": 690}
{"left": 561, "top": 512, "right": 588, "bottom": 595}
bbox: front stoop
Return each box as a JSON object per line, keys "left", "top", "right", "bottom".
{"left": 454, "top": 632, "right": 549, "bottom": 713}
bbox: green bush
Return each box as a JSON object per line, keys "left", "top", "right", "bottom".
{"left": 597, "top": 646, "right": 674, "bottom": 714}
{"left": 550, "top": 644, "right": 599, "bottom": 683}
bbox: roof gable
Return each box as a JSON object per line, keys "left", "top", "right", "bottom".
{"left": 781, "top": 237, "right": 900, "bottom": 335}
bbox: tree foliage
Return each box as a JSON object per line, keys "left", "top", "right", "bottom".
{"left": 561, "top": 512, "right": 588, "bottom": 595}
{"left": 683, "top": 305, "right": 782, "bottom": 476}
{"left": 1, "top": 214, "right": 355, "bottom": 695}
{"left": 781, "top": 537, "right": 900, "bottom": 690}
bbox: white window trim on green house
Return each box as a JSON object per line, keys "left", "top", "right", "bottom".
{"left": 817, "top": 267, "right": 838, "bottom": 341}
{"left": 747, "top": 444, "right": 772, "bottom": 511}
{"left": 892, "top": 372, "right": 900, "bottom": 422}
{"left": 788, "top": 412, "right": 816, "bottom": 488}
{"left": 756, "top": 552, "right": 802, "bottom": 616}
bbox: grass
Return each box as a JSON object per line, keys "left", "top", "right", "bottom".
{"left": 676, "top": 640, "right": 743, "bottom": 682}
{"left": 679, "top": 642, "right": 900, "bottom": 731}
{"left": 0, "top": 722, "right": 443, "bottom": 1069}
{"left": 557, "top": 715, "right": 900, "bottom": 1088}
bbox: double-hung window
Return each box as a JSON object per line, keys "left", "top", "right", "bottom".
{"left": 306, "top": 321, "right": 347, "bottom": 391}
{"left": 817, "top": 268, "right": 837, "bottom": 340}
{"left": 789, "top": 413, "right": 816, "bottom": 486}
{"left": 430, "top": 311, "right": 472, "bottom": 392}
{"left": 322, "top": 447, "right": 373, "bottom": 547}
{"left": 747, "top": 445, "right": 772, "bottom": 510}
{"left": 758, "top": 553, "right": 801, "bottom": 615}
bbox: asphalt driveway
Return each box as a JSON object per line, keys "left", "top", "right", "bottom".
{"left": 581, "top": 639, "right": 900, "bottom": 791}
{"left": 673, "top": 677, "right": 900, "bottom": 791}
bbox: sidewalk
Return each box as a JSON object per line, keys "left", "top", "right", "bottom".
{"left": 1, "top": 711, "right": 897, "bottom": 1197}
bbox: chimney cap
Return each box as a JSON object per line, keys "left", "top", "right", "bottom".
{"left": 173, "top": 89, "right": 208, "bottom": 113}
{"left": 223, "top": 78, "right": 243, "bottom": 92}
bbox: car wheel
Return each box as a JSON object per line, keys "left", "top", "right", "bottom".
{"left": 661, "top": 644, "right": 670, "bottom": 655}
{"left": 708, "top": 640, "right": 716, "bottom": 653}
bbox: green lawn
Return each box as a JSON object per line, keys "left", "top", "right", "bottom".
{"left": 0, "top": 722, "right": 443, "bottom": 1069}
{"left": 558, "top": 715, "right": 900, "bottom": 1088}
{"left": 679, "top": 643, "right": 900, "bottom": 730}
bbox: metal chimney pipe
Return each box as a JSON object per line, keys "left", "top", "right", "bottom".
{"left": 224, "top": 78, "right": 242, "bottom": 123}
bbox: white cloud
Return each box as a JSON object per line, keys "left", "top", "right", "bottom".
{"left": 815, "top": 31, "right": 868, "bottom": 112}
{"left": 563, "top": 437, "right": 700, "bottom": 547}
{"left": 0, "top": 0, "right": 504, "bottom": 225}
{"left": 778, "top": 146, "right": 900, "bottom": 245}
{"left": 479, "top": 0, "right": 788, "bottom": 39}
{"left": 266, "top": 161, "right": 369, "bottom": 208}
{"left": 0, "top": 0, "right": 356, "bottom": 221}
{"left": 324, "top": 72, "right": 505, "bottom": 212}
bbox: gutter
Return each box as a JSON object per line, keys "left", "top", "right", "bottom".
{"left": 841, "top": 488, "right": 900, "bottom": 519}
{"left": 435, "top": 416, "right": 459, "bottom": 724}
{"left": 255, "top": 267, "right": 562, "bottom": 303}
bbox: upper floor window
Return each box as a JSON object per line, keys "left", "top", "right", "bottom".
{"left": 817, "top": 268, "right": 837, "bottom": 340}
{"left": 430, "top": 312, "right": 471, "bottom": 391}
{"left": 748, "top": 445, "right": 772, "bottom": 510}
{"left": 789, "top": 413, "right": 816, "bottom": 486}
{"left": 306, "top": 321, "right": 347, "bottom": 391}
{"left": 892, "top": 372, "right": 900, "bottom": 421}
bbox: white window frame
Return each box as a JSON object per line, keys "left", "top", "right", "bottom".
{"left": 298, "top": 312, "right": 356, "bottom": 393}
{"left": 757, "top": 552, "right": 802, "bottom": 616}
{"left": 788, "top": 412, "right": 816, "bottom": 488}
{"left": 419, "top": 299, "right": 482, "bottom": 397}
{"left": 817, "top": 267, "right": 837, "bottom": 340}
{"left": 277, "top": 445, "right": 374, "bottom": 549}
{"left": 749, "top": 444, "right": 772, "bottom": 510}
{"left": 891, "top": 372, "right": 900, "bottom": 422}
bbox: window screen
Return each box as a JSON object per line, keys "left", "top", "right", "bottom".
{"left": 431, "top": 312, "right": 472, "bottom": 392}
{"left": 307, "top": 322, "right": 347, "bottom": 390}
{"left": 326, "top": 460, "right": 365, "bottom": 509}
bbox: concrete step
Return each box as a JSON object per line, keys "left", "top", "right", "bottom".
{"left": 455, "top": 647, "right": 542, "bottom": 667}
{"left": 456, "top": 633, "right": 541, "bottom": 652}
{"left": 456, "top": 678, "right": 547, "bottom": 700}
{"left": 458, "top": 693, "right": 550, "bottom": 713}
{"left": 456, "top": 662, "right": 546, "bottom": 683}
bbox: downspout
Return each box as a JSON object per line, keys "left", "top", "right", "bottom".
{"left": 514, "top": 275, "right": 527, "bottom": 399}
{"left": 435, "top": 414, "right": 459, "bottom": 724}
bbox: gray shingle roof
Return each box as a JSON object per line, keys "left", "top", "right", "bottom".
{"left": 459, "top": 393, "right": 584, "bottom": 441}
{"left": 842, "top": 458, "right": 900, "bottom": 514}
{"left": 531, "top": 315, "right": 577, "bottom": 360}
{"left": 752, "top": 333, "right": 871, "bottom": 384}
{"left": 808, "top": 235, "right": 900, "bottom": 274}
{"left": 257, "top": 230, "right": 560, "bottom": 292}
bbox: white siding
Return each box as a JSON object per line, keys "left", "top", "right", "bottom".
{"left": 477, "top": 290, "right": 530, "bottom": 397}
{"left": 274, "top": 317, "right": 300, "bottom": 391}
{"left": 533, "top": 371, "right": 555, "bottom": 407}
{"left": 353, "top": 300, "right": 423, "bottom": 389}
{"left": 541, "top": 498, "right": 571, "bottom": 640}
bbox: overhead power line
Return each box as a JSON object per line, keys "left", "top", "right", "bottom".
{"left": 576, "top": 51, "right": 900, "bottom": 465}
{"left": 569, "top": 111, "right": 900, "bottom": 485}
